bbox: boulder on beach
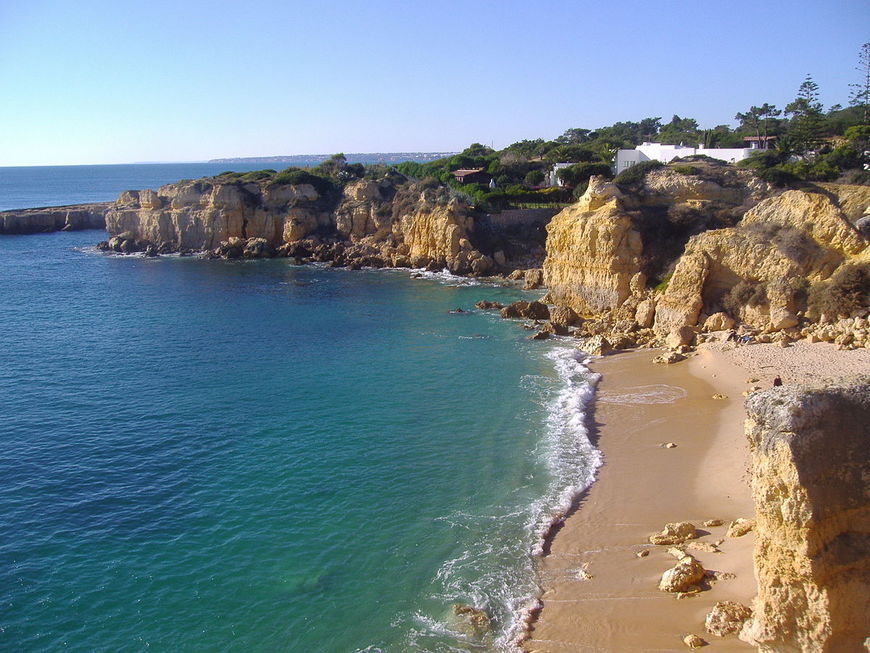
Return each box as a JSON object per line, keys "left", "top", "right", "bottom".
{"left": 726, "top": 518, "right": 755, "bottom": 538}
{"left": 659, "top": 554, "right": 706, "bottom": 593}
{"left": 705, "top": 601, "right": 752, "bottom": 636}
{"left": 649, "top": 521, "right": 698, "bottom": 545}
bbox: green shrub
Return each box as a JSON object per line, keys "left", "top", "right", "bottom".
{"left": 614, "top": 160, "right": 664, "bottom": 187}
{"left": 807, "top": 264, "right": 870, "bottom": 319}
{"left": 556, "top": 162, "right": 612, "bottom": 187}
{"left": 524, "top": 169, "right": 546, "bottom": 186}
{"left": 240, "top": 169, "right": 277, "bottom": 181}
{"left": 722, "top": 280, "right": 768, "bottom": 315}
{"left": 652, "top": 274, "right": 672, "bottom": 292}
{"left": 672, "top": 165, "right": 700, "bottom": 176}
{"left": 269, "top": 168, "right": 337, "bottom": 196}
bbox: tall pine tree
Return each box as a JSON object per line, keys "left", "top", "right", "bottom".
{"left": 786, "top": 75, "right": 825, "bottom": 155}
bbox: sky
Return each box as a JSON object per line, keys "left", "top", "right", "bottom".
{"left": 0, "top": 0, "right": 868, "bottom": 166}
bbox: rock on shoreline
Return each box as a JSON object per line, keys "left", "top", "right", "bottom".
{"left": 0, "top": 203, "right": 110, "bottom": 234}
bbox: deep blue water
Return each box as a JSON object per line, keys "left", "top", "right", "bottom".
{"left": 0, "top": 231, "right": 599, "bottom": 652}
{"left": 0, "top": 158, "right": 423, "bottom": 211}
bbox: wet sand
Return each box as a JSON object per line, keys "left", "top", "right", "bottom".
{"left": 524, "top": 348, "right": 756, "bottom": 652}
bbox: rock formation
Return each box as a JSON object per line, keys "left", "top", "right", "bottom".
{"left": 655, "top": 189, "right": 867, "bottom": 334}
{"left": 740, "top": 380, "right": 870, "bottom": 652}
{"left": 542, "top": 161, "right": 869, "bottom": 343}
{"left": 0, "top": 203, "right": 109, "bottom": 234}
{"left": 101, "top": 174, "right": 500, "bottom": 275}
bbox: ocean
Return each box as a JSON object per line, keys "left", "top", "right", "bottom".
{"left": 0, "top": 158, "right": 430, "bottom": 212}
{"left": 0, "top": 166, "right": 600, "bottom": 652}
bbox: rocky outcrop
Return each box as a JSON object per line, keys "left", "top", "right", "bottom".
{"left": 740, "top": 380, "right": 870, "bottom": 652}
{"left": 102, "top": 174, "right": 497, "bottom": 274}
{"left": 543, "top": 163, "right": 869, "bottom": 341}
{"left": 655, "top": 189, "right": 868, "bottom": 334}
{"left": 107, "top": 180, "right": 328, "bottom": 251}
{"left": 543, "top": 177, "right": 644, "bottom": 315}
{"left": 0, "top": 203, "right": 109, "bottom": 234}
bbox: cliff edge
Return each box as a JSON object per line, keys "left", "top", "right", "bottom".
{"left": 543, "top": 164, "right": 869, "bottom": 344}
{"left": 102, "top": 174, "right": 499, "bottom": 275}
{"left": 741, "top": 380, "right": 870, "bottom": 652}
{"left": 0, "top": 203, "right": 109, "bottom": 234}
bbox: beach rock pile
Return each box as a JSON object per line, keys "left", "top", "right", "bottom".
{"left": 739, "top": 380, "right": 870, "bottom": 651}
{"left": 803, "top": 315, "right": 870, "bottom": 350}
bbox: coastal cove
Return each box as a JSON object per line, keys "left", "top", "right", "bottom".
{"left": 0, "top": 230, "right": 600, "bottom": 652}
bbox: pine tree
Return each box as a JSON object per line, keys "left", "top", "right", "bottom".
{"left": 849, "top": 42, "right": 870, "bottom": 124}
{"left": 786, "top": 75, "right": 825, "bottom": 155}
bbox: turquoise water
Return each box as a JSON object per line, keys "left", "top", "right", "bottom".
{"left": 0, "top": 231, "right": 600, "bottom": 652}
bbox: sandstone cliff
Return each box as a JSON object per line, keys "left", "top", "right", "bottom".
{"left": 0, "top": 203, "right": 109, "bottom": 234}
{"left": 103, "top": 174, "right": 495, "bottom": 274}
{"left": 543, "top": 162, "right": 869, "bottom": 341}
{"left": 654, "top": 187, "right": 868, "bottom": 334}
{"left": 544, "top": 166, "right": 771, "bottom": 319}
{"left": 741, "top": 380, "right": 870, "bottom": 652}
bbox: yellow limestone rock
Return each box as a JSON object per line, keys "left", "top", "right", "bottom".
{"left": 705, "top": 601, "right": 752, "bottom": 636}
{"left": 543, "top": 177, "right": 644, "bottom": 314}
{"left": 740, "top": 381, "right": 870, "bottom": 652}
{"left": 653, "top": 189, "right": 869, "bottom": 333}
{"left": 659, "top": 554, "right": 706, "bottom": 593}
{"left": 649, "top": 521, "right": 698, "bottom": 545}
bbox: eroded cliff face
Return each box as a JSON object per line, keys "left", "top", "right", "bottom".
{"left": 654, "top": 188, "right": 868, "bottom": 333}
{"left": 104, "top": 175, "right": 494, "bottom": 274}
{"left": 543, "top": 167, "right": 771, "bottom": 320}
{"left": 108, "top": 180, "right": 328, "bottom": 250}
{"left": 543, "top": 164, "right": 869, "bottom": 340}
{"left": 543, "top": 177, "right": 644, "bottom": 314}
{"left": 740, "top": 380, "right": 870, "bottom": 652}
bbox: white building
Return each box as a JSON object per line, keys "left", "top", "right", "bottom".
{"left": 548, "top": 162, "right": 571, "bottom": 187}
{"left": 614, "top": 142, "right": 760, "bottom": 174}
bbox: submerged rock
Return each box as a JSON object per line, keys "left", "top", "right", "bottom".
{"left": 499, "top": 300, "right": 550, "bottom": 320}
{"left": 451, "top": 603, "right": 491, "bottom": 638}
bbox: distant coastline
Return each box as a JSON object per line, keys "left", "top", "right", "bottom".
{"left": 208, "top": 152, "right": 457, "bottom": 165}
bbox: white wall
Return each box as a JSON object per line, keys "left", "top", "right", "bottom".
{"left": 614, "top": 141, "right": 757, "bottom": 173}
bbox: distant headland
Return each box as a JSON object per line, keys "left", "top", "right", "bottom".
{"left": 208, "top": 152, "right": 456, "bottom": 165}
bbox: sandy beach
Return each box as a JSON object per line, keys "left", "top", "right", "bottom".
{"left": 524, "top": 340, "right": 870, "bottom": 651}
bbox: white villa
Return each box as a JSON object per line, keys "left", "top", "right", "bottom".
{"left": 548, "top": 162, "right": 571, "bottom": 186}
{"left": 614, "top": 141, "right": 761, "bottom": 173}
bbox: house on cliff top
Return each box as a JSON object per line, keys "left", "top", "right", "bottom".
{"left": 615, "top": 141, "right": 760, "bottom": 173}
{"left": 451, "top": 168, "right": 492, "bottom": 185}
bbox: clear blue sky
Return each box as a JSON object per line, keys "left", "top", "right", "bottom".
{"left": 1, "top": 0, "right": 867, "bottom": 165}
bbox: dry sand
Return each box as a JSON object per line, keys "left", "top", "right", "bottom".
{"left": 524, "top": 340, "right": 869, "bottom": 652}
